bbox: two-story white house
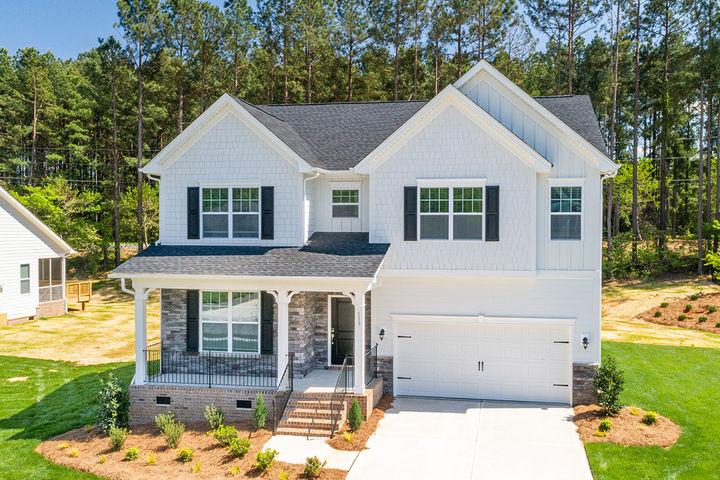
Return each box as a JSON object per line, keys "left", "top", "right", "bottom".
{"left": 112, "top": 61, "right": 617, "bottom": 435}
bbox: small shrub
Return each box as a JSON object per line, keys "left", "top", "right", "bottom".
{"left": 642, "top": 412, "right": 658, "bottom": 425}
{"left": 58, "top": 442, "right": 71, "bottom": 450}
{"left": 228, "top": 465, "right": 241, "bottom": 477}
{"left": 108, "top": 426, "right": 130, "bottom": 451}
{"left": 660, "top": 302, "right": 669, "bottom": 308}
{"left": 213, "top": 425, "right": 238, "bottom": 446}
{"left": 690, "top": 294, "right": 699, "bottom": 300}
{"left": 254, "top": 448, "right": 278, "bottom": 471}
{"left": 227, "top": 437, "right": 251, "bottom": 457}
{"left": 598, "top": 418, "right": 613, "bottom": 432}
{"left": 124, "top": 447, "right": 139, "bottom": 461}
{"left": 278, "top": 470, "right": 290, "bottom": 480}
{"left": 192, "top": 461, "right": 202, "bottom": 473}
{"left": 341, "top": 430, "right": 354, "bottom": 442}
{"left": 304, "top": 456, "right": 326, "bottom": 478}
{"left": 630, "top": 405, "right": 639, "bottom": 416}
{"left": 146, "top": 453, "right": 156, "bottom": 465}
{"left": 85, "top": 425, "right": 94, "bottom": 433}
{"left": 699, "top": 316, "right": 708, "bottom": 323}
{"left": 254, "top": 393, "right": 267, "bottom": 430}
{"left": 348, "top": 398, "right": 364, "bottom": 431}
{"left": 154, "top": 412, "right": 176, "bottom": 433}
{"left": 716, "top": 322, "right": 720, "bottom": 328}
{"left": 678, "top": 314, "right": 686, "bottom": 321}
{"left": 176, "top": 446, "right": 194, "bottom": 462}
{"left": 709, "top": 306, "right": 717, "bottom": 313}
{"left": 162, "top": 419, "right": 185, "bottom": 448}
{"left": 654, "top": 311, "right": 661, "bottom": 317}
{"left": 96, "top": 374, "right": 130, "bottom": 433}
{"left": 69, "top": 448, "right": 79, "bottom": 457}
{"left": 204, "top": 404, "right": 224, "bottom": 430}
{"left": 684, "top": 304, "right": 692, "bottom": 312}
{"left": 99, "top": 455, "right": 107, "bottom": 464}
{"left": 594, "top": 429, "right": 607, "bottom": 437}
{"left": 593, "top": 355, "right": 625, "bottom": 417}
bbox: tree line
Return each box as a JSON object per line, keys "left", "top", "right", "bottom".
{"left": 0, "top": 0, "right": 719, "bottom": 278}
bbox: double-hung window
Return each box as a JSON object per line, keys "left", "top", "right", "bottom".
{"left": 38, "top": 257, "right": 63, "bottom": 302}
{"left": 200, "top": 291, "right": 260, "bottom": 353}
{"left": 331, "top": 189, "right": 359, "bottom": 218}
{"left": 201, "top": 187, "right": 259, "bottom": 238}
{"left": 550, "top": 185, "right": 582, "bottom": 240}
{"left": 419, "top": 186, "right": 483, "bottom": 240}
{"left": 20, "top": 264, "right": 30, "bottom": 294}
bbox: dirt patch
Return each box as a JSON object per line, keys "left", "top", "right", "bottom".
{"left": 573, "top": 404, "right": 681, "bottom": 447}
{"left": 36, "top": 422, "right": 347, "bottom": 479}
{"left": 637, "top": 292, "right": 720, "bottom": 335}
{"left": 7, "top": 376, "right": 28, "bottom": 382}
{"left": 326, "top": 395, "right": 394, "bottom": 451}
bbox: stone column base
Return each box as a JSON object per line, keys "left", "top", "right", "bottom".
{"left": 573, "top": 363, "right": 597, "bottom": 405}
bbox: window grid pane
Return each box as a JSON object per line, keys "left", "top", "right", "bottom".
{"left": 551, "top": 186, "right": 582, "bottom": 213}
{"left": 202, "top": 291, "right": 228, "bottom": 323}
{"left": 453, "top": 187, "right": 483, "bottom": 213}
{"left": 232, "top": 188, "right": 259, "bottom": 213}
{"left": 202, "top": 188, "right": 228, "bottom": 212}
{"left": 420, "top": 188, "right": 449, "bottom": 213}
{"left": 332, "top": 189, "right": 359, "bottom": 204}
{"left": 231, "top": 292, "right": 259, "bottom": 323}
{"left": 232, "top": 324, "right": 259, "bottom": 353}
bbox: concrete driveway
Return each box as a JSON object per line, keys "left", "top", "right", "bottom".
{"left": 347, "top": 397, "right": 592, "bottom": 480}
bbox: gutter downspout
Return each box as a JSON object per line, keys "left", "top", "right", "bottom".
{"left": 302, "top": 171, "right": 320, "bottom": 245}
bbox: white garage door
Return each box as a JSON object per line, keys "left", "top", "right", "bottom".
{"left": 394, "top": 321, "right": 572, "bottom": 404}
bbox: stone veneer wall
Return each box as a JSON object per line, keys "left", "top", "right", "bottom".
{"left": 573, "top": 363, "right": 597, "bottom": 405}
{"left": 377, "top": 356, "right": 394, "bottom": 394}
{"left": 161, "top": 289, "right": 186, "bottom": 351}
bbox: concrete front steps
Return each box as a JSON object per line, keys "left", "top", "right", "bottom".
{"left": 276, "top": 393, "right": 347, "bottom": 437}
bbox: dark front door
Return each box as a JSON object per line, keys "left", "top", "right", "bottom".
{"left": 331, "top": 297, "right": 354, "bottom": 365}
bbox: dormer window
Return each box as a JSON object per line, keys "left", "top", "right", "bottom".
{"left": 332, "top": 189, "right": 359, "bottom": 218}
{"left": 201, "top": 186, "right": 259, "bottom": 239}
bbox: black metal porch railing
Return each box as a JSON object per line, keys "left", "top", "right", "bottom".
{"left": 145, "top": 344, "right": 277, "bottom": 388}
{"left": 272, "top": 353, "right": 294, "bottom": 434}
{"left": 365, "top": 344, "right": 378, "bottom": 386}
{"left": 329, "top": 355, "right": 350, "bottom": 438}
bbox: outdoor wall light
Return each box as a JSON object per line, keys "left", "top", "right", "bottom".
{"left": 379, "top": 328, "right": 386, "bottom": 341}
{"left": 582, "top": 336, "right": 590, "bottom": 350}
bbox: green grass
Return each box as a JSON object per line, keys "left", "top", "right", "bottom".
{"left": 0, "top": 355, "right": 133, "bottom": 479}
{"left": 587, "top": 342, "right": 720, "bottom": 479}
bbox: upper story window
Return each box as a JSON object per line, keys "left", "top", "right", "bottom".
{"left": 419, "top": 186, "right": 483, "bottom": 240}
{"left": 332, "top": 189, "right": 359, "bottom": 218}
{"left": 38, "top": 257, "right": 63, "bottom": 303}
{"left": 201, "top": 187, "right": 259, "bottom": 239}
{"left": 550, "top": 185, "right": 582, "bottom": 240}
{"left": 20, "top": 264, "right": 30, "bottom": 294}
{"left": 200, "top": 290, "right": 260, "bottom": 353}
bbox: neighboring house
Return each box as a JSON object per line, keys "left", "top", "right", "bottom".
{"left": 0, "top": 186, "right": 75, "bottom": 325}
{"left": 112, "top": 61, "right": 617, "bottom": 433}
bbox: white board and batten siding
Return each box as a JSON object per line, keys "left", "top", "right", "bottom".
{"left": 0, "top": 194, "right": 68, "bottom": 320}
{"left": 307, "top": 174, "right": 369, "bottom": 235}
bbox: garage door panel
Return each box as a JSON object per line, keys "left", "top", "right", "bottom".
{"left": 395, "top": 321, "right": 571, "bottom": 404}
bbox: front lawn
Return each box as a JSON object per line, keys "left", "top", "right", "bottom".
{"left": 587, "top": 341, "right": 720, "bottom": 479}
{"left": 0, "top": 355, "right": 132, "bottom": 479}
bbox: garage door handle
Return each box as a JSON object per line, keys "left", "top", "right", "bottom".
{"left": 478, "top": 361, "right": 484, "bottom": 372}
{"left": 397, "top": 376, "right": 412, "bottom": 380}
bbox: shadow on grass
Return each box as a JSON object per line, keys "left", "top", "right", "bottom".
{"left": 0, "top": 358, "right": 134, "bottom": 442}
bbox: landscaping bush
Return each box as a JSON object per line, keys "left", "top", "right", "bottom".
{"left": 176, "top": 446, "right": 194, "bottom": 462}
{"left": 348, "top": 398, "right": 364, "bottom": 431}
{"left": 709, "top": 306, "right": 717, "bottom": 313}
{"left": 154, "top": 412, "right": 176, "bottom": 433}
{"left": 213, "top": 425, "right": 238, "bottom": 446}
{"left": 96, "top": 374, "right": 130, "bottom": 433}
{"left": 204, "top": 404, "right": 224, "bottom": 430}
{"left": 341, "top": 430, "right": 354, "bottom": 442}
{"left": 192, "top": 461, "right": 202, "bottom": 473}
{"left": 654, "top": 311, "right": 662, "bottom": 317}
{"left": 228, "top": 465, "right": 241, "bottom": 477}
{"left": 678, "top": 314, "right": 687, "bottom": 321}
{"left": 304, "top": 456, "right": 326, "bottom": 478}
{"left": 660, "top": 302, "right": 669, "bottom": 308}
{"left": 161, "top": 419, "right": 185, "bottom": 448}
{"left": 254, "top": 448, "right": 278, "bottom": 471}
{"left": 716, "top": 322, "right": 720, "bottom": 328}
{"left": 108, "top": 426, "right": 130, "bottom": 451}
{"left": 146, "top": 453, "right": 156, "bottom": 465}
{"left": 684, "top": 304, "right": 692, "bottom": 312}
{"left": 124, "top": 447, "right": 139, "bottom": 461}
{"left": 227, "top": 437, "right": 251, "bottom": 457}
{"left": 99, "top": 455, "right": 107, "bottom": 464}
{"left": 598, "top": 418, "right": 613, "bottom": 432}
{"left": 277, "top": 470, "right": 289, "bottom": 480}
{"left": 690, "top": 294, "right": 699, "bottom": 300}
{"left": 643, "top": 411, "right": 658, "bottom": 425}
{"left": 699, "top": 316, "right": 708, "bottom": 322}
{"left": 69, "top": 448, "right": 79, "bottom": 457}
{"left": 254, "top": 393, "right": 267, "bottom": 430}
{"left": 593, "top": 355, "right": 625, "bottom": 417}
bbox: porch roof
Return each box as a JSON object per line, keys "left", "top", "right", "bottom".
{"left": 111, "top": 232, "right": 389, "bottom": 279}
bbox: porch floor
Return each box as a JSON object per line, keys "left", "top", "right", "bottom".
{"left": 293, "top": 368, "right": 349, "bottom": 394}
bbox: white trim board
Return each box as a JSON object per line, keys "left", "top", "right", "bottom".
{"left": 391, "top": 313, "right": 576, "bottom": 327}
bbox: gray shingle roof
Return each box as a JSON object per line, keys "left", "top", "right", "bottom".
{"left": 234, "top": 94, "right": 607, "bottom": 169}
{"left": 112, "top": 232, "right": 389, "bottom": 278}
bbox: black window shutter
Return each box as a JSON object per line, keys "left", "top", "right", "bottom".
{"left": 260, "top": 292, "right": 274, "bottom": 354}
{"left": 261, "top": 186, "right": 274, "bottom": 240}
{"left": 486, "top": 186, "right": 499, "bottom": 241}
{"left": 404, "top": 186, "right": 417, "bottom": 241}
{"left": 186, "top": 290, "right": 199, "bottom": 352}
{"left": 187, "top": 187, "right": 200, "bottom": 239}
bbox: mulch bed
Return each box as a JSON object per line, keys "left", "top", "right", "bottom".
{"left": 573, "top": 404, "right": 681, "bottom": 447}
{"left": 326, "top": 395, "right": 394, "bottom": 451}
{"left": 637, "top": 292, "right": 720, "bottom": 335}
{"left": 36, "top": 421, "right": 347, "bottom": 479}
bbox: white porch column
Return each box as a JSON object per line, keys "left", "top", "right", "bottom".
{"left": 271, "top": 290, "right": 297, "bottom": 387}
{"left": 349, "top": 291, "right": 366, "bottom": 394}
{"left": 133, "top": 288, "right": 148, "bottom": 385}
